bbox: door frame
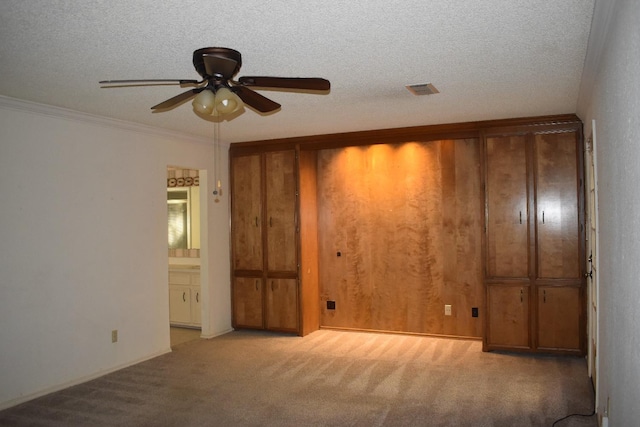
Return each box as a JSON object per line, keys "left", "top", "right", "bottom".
{"left": 166, "top": 167, "right": 209, "bottom": 338}
{"left": 585, "top": 119, "right": 600, "bottom": 404}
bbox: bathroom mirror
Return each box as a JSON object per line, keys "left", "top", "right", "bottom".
{"left": 167, "top": 186, "right": 200, "bottom": 252}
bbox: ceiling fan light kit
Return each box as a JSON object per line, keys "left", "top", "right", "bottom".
{"left": 99, "top": 47, "right": 330, "bottom": 202}
{"left": 99, "top": 47, "right": 330, "bottom": 117}
{"left": 192, "top": 87, "right": 243, "bottom": 116}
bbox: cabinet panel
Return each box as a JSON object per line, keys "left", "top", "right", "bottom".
{"left": 265, "top": 151, "right": 297, "bottom": 272}
{"left": 487, "top": 285, "right": 530, "bottom": 348}
{"left": 232, "top": 155, "right": 263, "bottom": 271}
{"left": 535, "top": 132, "right": 580, "bottom": 279}
{"left": 168, "top": 270, "right": 200, "bottom": 327}
{"left": 486, "top": 136, "right": 529, "bottom": 278}
{"left": 169, "top": 286, "right": 192, "bottom": 324}
{"left": 537, "top": 286, "right": 581, "bottom": 351}
{"left": 484, "top": 126, "right": 584, "bottom": 355}
{"left": 233, "top": 277, "right": 264, "bottom": 328}
{"left": 266, "top": 278, "right": 298, "bottom": 331}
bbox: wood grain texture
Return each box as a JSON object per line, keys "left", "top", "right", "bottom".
{"left": 536, "top": 286, "right": 581, "bottom": 351}
{"left": 265, "top": 278, "right": 299, "bottom": 331}
{"left": 265, "top": 150, "right": 298, "bottom": 273}
{"left": 534, "top": 132, "right": 580, "bottom": 279}
{"left": 317, "top": 139, "right": 483, "bottom": 337}
{"left": 486, "top": 284, "right": 530, "bottom": 348}
{"left": 298, "top": 150, "right": 321, "bottom": 335}
{"left": 233, "top": 277, "right": 264, "bottom": 329}
{"left": 485, "top": 135, "right": 529, "bottom": 279}
{"left": 231, "top": 155, "right": 263, "bottom": 271}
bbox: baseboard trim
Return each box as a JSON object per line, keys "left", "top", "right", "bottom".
{"left": 200, "top": 328, "right": 234, "bottom": 340}
{"left": 0, "top": 348, "right": 172, "bottom": 411}
{"left": 319, "top": 326, "right": 483, "bottom": 341}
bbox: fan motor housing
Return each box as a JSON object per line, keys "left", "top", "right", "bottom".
{"left": 193, "top": 47, "right": 242, "bottom": 79}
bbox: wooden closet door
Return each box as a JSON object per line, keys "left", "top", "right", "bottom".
{"left": 536, "top": 286, "right": 581, "bottom": 351}
{"left": 265, "top": 150, "right": 298, "bottom": 273}
{"left": 534, "top": 132, "right": 580, "bottom": 279}
{"left": 265, "top": 278, "right": 298, "bottom": 331}
{"left": 233, "top": 277, "right": 264, "bottom": 328}
{"left": 232, "top": 155, "right": 263, "bottom": 271}
{"left": 486, "top": 284, "right": 530, "bottom": 348}
{"left": 485, "top": 136, "right": 529, "bottom": 278}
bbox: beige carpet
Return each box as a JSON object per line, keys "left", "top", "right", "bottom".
{"left": 170, "top": 326, "right": 201, "bottom": 347}
{"left": 0, "top": 329, "right": 596, "bottom": 426}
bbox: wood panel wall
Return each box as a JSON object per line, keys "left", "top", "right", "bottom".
{"left": 316, "top": 139, "right": 483, "bottom": 337}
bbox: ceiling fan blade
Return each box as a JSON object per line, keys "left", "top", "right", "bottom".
{"left": 203, "top": 54, "right": 238, "bottom": 79}
{"left": 100, "top": 79, "right": 200, "bottom": 85}
{"left": 151, "top": 88, "right": 201, "bottom": 110}
{"left": 234, "top": 86, "right": 281, "bottom": 113}
{"left": 238, "top": 76, "right": 330, "bottom": 91}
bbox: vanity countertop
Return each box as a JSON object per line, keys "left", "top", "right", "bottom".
{"left": 169, "top": 264, "right": 200, "bottom": 271}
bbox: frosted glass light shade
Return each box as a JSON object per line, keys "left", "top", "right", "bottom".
{"left": 214, "top": 88, "right": 243, "bottom": 114}
{"left": 192, "top": 90, "right": 215, "bottom": 114}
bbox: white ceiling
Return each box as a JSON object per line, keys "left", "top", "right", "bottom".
{"left": 0, "top": 0, "right": 594, "bottom": 144}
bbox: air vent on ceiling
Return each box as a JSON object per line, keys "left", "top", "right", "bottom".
{"left": 406, "top": 83, "right": 439, "bottom": 96}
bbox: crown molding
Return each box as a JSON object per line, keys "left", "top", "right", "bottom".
{"left": 0, "top": 95, "right": 228, "bottom": 147}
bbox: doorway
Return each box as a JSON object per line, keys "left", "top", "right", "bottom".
{"left": 167, "top": 166, "right": 208, "bottom": 347}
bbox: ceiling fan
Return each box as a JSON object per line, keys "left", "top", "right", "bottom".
{"left": 99, "top": 47, "right": 331, "bottom": 115}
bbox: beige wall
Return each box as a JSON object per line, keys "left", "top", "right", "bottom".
{"left": 0, "top": 97, "right": 232, "bottom": 409}
{"left": 577, "top": 0, "right": 640, "bottom": 423}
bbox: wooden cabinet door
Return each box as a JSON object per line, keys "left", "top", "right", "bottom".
{"left": 534, "top": 132, "right": 580, "bottom": 279}
{"left": 169, "top": 286, "right": 192, "bottom": 324}
{"left": 232, "top": 155, "right": 263, "bottom": 271}
{"left": 485, "top": 136, "right": 529, "bottom": 278}
{"left": 265, "top": 278, "right": 298, "bottom": 331}
{"left": 265, "top": 150, "right": 297, "bottom": 272}
{"left": 233, "top": 277, "right": 264, "bottom": 328}
{"left": 537, "top": 286, "right": 581, "bottom": 351}
{"left": 486, "top": 285, "right": 530, "bottom": 348}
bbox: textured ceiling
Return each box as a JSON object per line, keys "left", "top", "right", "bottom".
{"left": 0, "top": 0, "right": 594, "bottom": 144}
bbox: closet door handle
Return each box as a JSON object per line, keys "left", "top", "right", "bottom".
{"left": 255, "top": 280, "right": 259, "bottom": 291}
{"left": 269, "top": 217, "right": 273, "bottom": 227}
{"left": 271, "top": 280, "right": 275, "bottom": 291}
{"left": 542, "top": 211, "right": 545, "bottom": 224}
{"left": 196, "top": 292, "right": 199, "bottom": 303}
{"left": 543, "top": 290, "right": 546, "bottom": 303}
{"left": 520, "top": 289, "right": 523, "bottom": 303}
{"left": 255, "top": 216, "right": 259, "bottom": 227}
{"left": 182, "top": 292, "right": 186, "bottom": 302}
{"left": 519, "top": 211, "right": 522, "bottom": 224}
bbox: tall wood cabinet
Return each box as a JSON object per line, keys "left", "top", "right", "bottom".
{"left": 231, "top": 150, "right": 300, "bottom": 333}
{"left": 483, "top": 124, "right": 585, "bottom": 354}
{"left": 228, "top": 114, "right": 584, "bottom": 349}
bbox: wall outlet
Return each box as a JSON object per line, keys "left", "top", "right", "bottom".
{"left": 327, "top": 300, "right": 336, "bottom": 310}
{"left": 472, "top": 307, "right": 479, "bottom": 317}
{"left": 111, "top": 329, "right": 118, "bottom": 343}
{"left": 444, "top": 305, "right": 452, "bottom": 316}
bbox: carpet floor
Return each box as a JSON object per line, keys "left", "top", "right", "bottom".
{"left": 0, "top": 329, "right": 597, "bottom": 426}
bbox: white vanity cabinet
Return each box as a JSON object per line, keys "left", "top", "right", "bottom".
{"left": 168, "top": 267, "right": 201, "bottom": 328}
